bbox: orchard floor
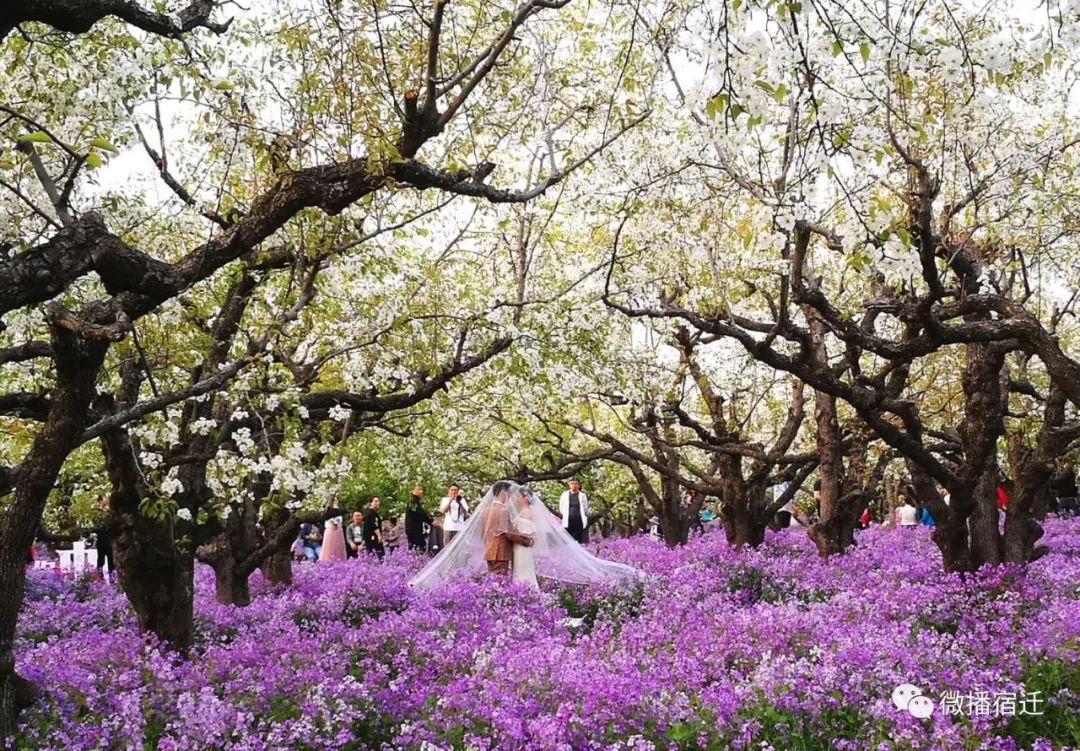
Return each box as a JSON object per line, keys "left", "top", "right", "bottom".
{"left": 13, "top": 521, "right": 1080, "bottom": 751}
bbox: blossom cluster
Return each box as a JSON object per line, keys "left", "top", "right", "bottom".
{"left": 13, "top": 521, "right": 1080, "bottom": 750}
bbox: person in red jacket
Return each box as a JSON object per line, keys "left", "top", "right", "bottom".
{"left": 997, "top": 477, "right": 1010, "bottom": 528}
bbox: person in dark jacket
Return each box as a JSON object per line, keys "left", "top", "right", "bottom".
{"left": 1052, "top": 461, "right": 1078, "bottom": 517}
{"left": 94, "top": 494, "right": 115, "bottom": 577}
{"left": 404, "top": 486, "right": 432, "bottom": 551}
{"left": 362, "top": 496, "right": 385, "bottom": 561}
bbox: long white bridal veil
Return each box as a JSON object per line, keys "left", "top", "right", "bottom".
{"left": 408, "top": 481, "right": 643, "bottom": 590}
{"left": 517, "top": 486, "right": 642, "bottom": 586}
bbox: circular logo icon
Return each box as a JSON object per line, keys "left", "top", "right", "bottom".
{"left": 892, "top": 683, "right": 923, "bottom": 711}
{"left": 907, "top": 695, "right": 935, "bottom": 719}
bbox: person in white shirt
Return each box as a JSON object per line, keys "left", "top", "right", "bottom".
{"left": 438, "top": 483, "right": 469, "bottom": 544}
{"left": 896, "top": 497, "right": 918, "bottom": 527}
{"left": 559, "top": 478, "right": 589, "bottom": 543}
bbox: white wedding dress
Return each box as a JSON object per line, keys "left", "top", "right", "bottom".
{"left": 408, "top": 481, "right": 642, "bottom": 591}
{"left": 512, "top": 516, "right": 539, "bottom": 589}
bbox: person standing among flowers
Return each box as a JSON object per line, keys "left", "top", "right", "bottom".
{"left": 439, "top": 483, "right": 469, "bottom": 545}
{"left": 405, "top": 485, "right": 432, "bottom": 551}
{"left": 895, "top": 497, "right": 918, "bottom": 527}
{"left": 481, "top": 481, "right": 533, "bottom": 575}
{"left": 773, "top": 471, "right": 795, "bottom": 528}
{"left": 559, "top": 478, "right": 589, "bottom": 543}
{"left": 345, "top": 511, "right": 365, "bottom": 558}
{"left": 684, "top": 489, "right": 705, "bottom": 535}
{"left": 320, "top": 517, "right": 347, "bottom": 561}
{"left": 93, "top": 494, "right": 115, "bottom": 578}
{"left": 363, "top": 496, "right": 385, "bottom": 561}
{"left": 1052, "top": 461, "right": 1078, "bottom": 517}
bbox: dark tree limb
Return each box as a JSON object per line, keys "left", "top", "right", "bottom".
{"left": 0, "top": 0, "right": 231, "bottom": 41}
{"left": 0, "top": 341, "right": 51, "bottom": 365}
{"left": 0, "top": 392, "right": 51, "bottom": 420}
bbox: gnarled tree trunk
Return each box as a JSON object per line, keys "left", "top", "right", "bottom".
{"left": 805, "top": 310, "right": 856, "bottom": 557}
{"left": 113, "top": 524, "right": 196, "bottom": 647}
{"left": 0, "top": 328, "right": 107, "bottom": 738}
{"left": 212, "top": 559, "right": 252, "bottom": 606}
{"left": 959, "top": 342, "right": 1008, "bottom": 568}
{"left": 101, "top": 419, "right": 196, "bottom": 651}
{"left": 259, "top": 508, "right": 294, "bottom": 585}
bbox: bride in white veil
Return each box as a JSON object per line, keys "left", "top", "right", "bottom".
{"left": 408, "top": 481, "right": 642, "bottom": 590}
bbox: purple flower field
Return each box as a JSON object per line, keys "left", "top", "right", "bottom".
{"left": 13, "top": 521, "right": 1080, "bottom": 750}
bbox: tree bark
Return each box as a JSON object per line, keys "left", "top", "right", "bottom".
{"left": 716, "top": 461, "right": 768, "bottom": 547}
{"left": 212, "top": 559, "right": 252, "bottom": 606}
{"left": 907, "top": 463, "right": 974, "bottom": 573}
{"left": 114, "top": 529, "right": 196, "bottom": 648}
{"left": 1002, "top": 384, "right": 1067, "bottom": 563}
{"left": 100, "top": 422, "right": 196, "bottom": 651}
{"left": 721, "top": 499, "right": 767, "bottom": 547}
{"left": 257, "top": 507, "right": 294, "bottom": 586}
{"left": 804, "top": 309, "right": 854, "bottom": 557}
{"left": 959, "top": 342, "right": 1007, "bottom": 568}
{"left": 261, "top": 549, "right": 293, "bottom": 586}
{"left": 0, "top": 328, "right": 106, "bottom": 738}
{"left": 656, "top": 473, "right": 690, "bottom": 547}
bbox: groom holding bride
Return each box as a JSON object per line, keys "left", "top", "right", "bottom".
{"left": 408, "top": 479, "right": 641, "bottom": 591}
{"left": 481, "top": 481, "right": 534, "bottom": 575}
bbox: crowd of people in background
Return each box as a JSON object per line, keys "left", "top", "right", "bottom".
{"left": 28, "top": 461, "right": 1080, "bottom": 576}
{"left": 288, "top": 458, "right": 1080, "bottom": 561}
{"left": 291, "top": 482, "right": 515, "bottom": 564}
{"left": 290, "top": 478, "right": 601, "bottom": 565}
{"left": 759, "top": 460, "right": 1079, "bottom": 534}
{"left": 648, "top": 458, "right": 1080, "bottom": 541}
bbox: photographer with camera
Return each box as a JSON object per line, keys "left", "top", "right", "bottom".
{"left": 438, "top": 483, "right": 469, "bottom": 545}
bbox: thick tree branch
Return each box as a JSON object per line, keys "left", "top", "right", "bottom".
{"left": 0, "top": 0, "right": 230, "bottom": 40}
{"left": 0, "top": 341, "right": 51, "bottom": 365}
{"left": 0, "top": 392, "right": 51, "bottom": 420}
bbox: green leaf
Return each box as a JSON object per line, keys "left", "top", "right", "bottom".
{"left": 832, "top": 40, "right": 843, "bottom": 57}
{"left": 705, "top": 93, "right": 729, "bottom": 120}
{"left": 754, "top": 79, "right": 774, "bottom": 94}
{"left": 17, "top": 131, "right": 52, "bottom": 145}
{"left": 89, "top": 137, "right": 119, "bottom": 154}
{"left": 773, "top": 83, "right": 789, "bottom": 103}
{"left": 0, "top": 158, "right": 14, "bottom": 170}
{"left": 214, "top": 79, "right": 233, "bottom": 91}
{"left": 85, "top": 152, "right": 105, "bottom": 168}
{"left": 859, "top": 42, "right": 871, "bottom": 63}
